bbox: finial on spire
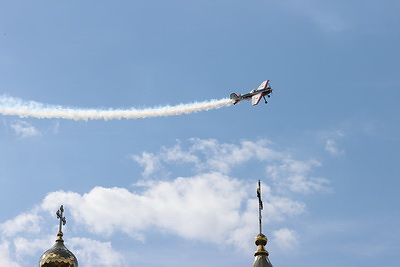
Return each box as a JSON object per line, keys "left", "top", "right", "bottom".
{"left": 252, "top": 180, "right": 273, "bottom": 266}
{"left": 257, "top": 179, "right": 263, "bottom": 235}
{"left": 56, "top": 205, "right": 66, "bottom": 242}
{"left": 40, "top": 204, "right": 79, "bottom": 266}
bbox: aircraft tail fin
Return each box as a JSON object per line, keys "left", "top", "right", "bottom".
{"left": 230, "top": 93, "right": 240, "bottom": 104}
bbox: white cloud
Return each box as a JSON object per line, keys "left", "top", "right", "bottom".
{"left": 1, "top": 234, "right": 124, "bottom": 266}
{"left": 38, "top": 173, "right": 312, "bottom": 253}
{"left": 189, "top": 139, "right": 281, "bottom": 174}
{"left": 131, "top": 152, "right": 162, "bottom": 177}
{"left": 0, "top": 138, "right": 330, "bottom": 263}
{"left": 0, "top": 242, "right": 20, "bottom": 267}
{"left": 325, "top": 139, "right": 344, "bottom": 156}
{"left": 265, "top": 196, "right": 306, "bottom": 222}
{"left": 319, "top": 130, "right": 345, "bottom": 156}
{"left": 14, "top": 237, "right": 51, "bottom": 259}
{"left": 272, "top": 228, "right": 299, "bottom": 250}
{"left": 70, "top": 238, "right": 125, "bottom": 266}
{"left": 0, "top": 212, "right": 42, "bottom": 237}
{"left": 161, "top": 141, "right": 199, "bottom": 165}
{"left": 267, "top": 159, "right": 330, "bottom": 194}
{"left": 131, "top": 138, "right": 282, "bottom": 177}
{"left": 131, "top": 139, "right": 328, "bottom": 195}
{"left": 10, "top": 120, "right": 40, "bottom": 138}
{"left": 40, "top": 174, "right": 251, "bottom": 245}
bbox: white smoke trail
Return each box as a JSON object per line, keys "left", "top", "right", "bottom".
{"left": 0, "top": 95, "right": 232, "bottom": 121}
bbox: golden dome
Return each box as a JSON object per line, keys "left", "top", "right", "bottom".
{"left": 39, "top": 205, "right": 78, "bottom": 267}
{"left": 39, "top": 231, "right": 78, "bottom": 267}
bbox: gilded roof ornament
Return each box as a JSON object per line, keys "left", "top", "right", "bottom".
{"left": 252, "top": 180, "right": 273, "bottom": 267}
{"left": 56, "top": 205, "right": 66, "bottom": 241}
{"left": 39, "top": 205, "right": 78, "bottom": 267}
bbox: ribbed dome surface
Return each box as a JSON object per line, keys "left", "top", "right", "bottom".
{"left": 39, "top": 238, "right": 78, "bottom": 267}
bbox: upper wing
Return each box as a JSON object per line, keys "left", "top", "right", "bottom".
{"left": 252, "top": 93, "right": 263, "bottom": 105}
{"left": 257, "top": 80, "right": 269, "bottom": 90}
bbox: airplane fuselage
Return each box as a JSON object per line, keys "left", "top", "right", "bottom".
{"left": 230, "top": 80, "right": 273, "bottom": 105}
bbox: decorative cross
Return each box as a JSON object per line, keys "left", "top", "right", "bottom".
{"left": 257, "top": 180, "right": 263, "bottom": 234}
{"left": 56, "top": 205, "right": 67, "bottom": 233}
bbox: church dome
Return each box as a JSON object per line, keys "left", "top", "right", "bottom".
{"left": 39, "top": 231, "right": 78, "bottom": 267}
{"left": 39, "top": 205, "right": 78, "bottom": 267}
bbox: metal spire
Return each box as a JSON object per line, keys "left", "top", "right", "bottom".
{"left": 56, "top": 205, "right": 66, "bottom": 241}
{"left": 257, "top": 179, "right": 263, "bottom": 235}
{"left": 252, "top": 180, "right": 273, "bottom": 267}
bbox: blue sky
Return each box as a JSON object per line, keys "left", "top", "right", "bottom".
{"left": 0, "top": 0, "right": 399, "bottom": 266}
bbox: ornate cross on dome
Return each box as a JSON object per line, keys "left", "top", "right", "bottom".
{"left": 56, "top": 205, "right": 66, "bottom": 233}
{"left": 257, "top": 180, "right": 263, "bottom": 234}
